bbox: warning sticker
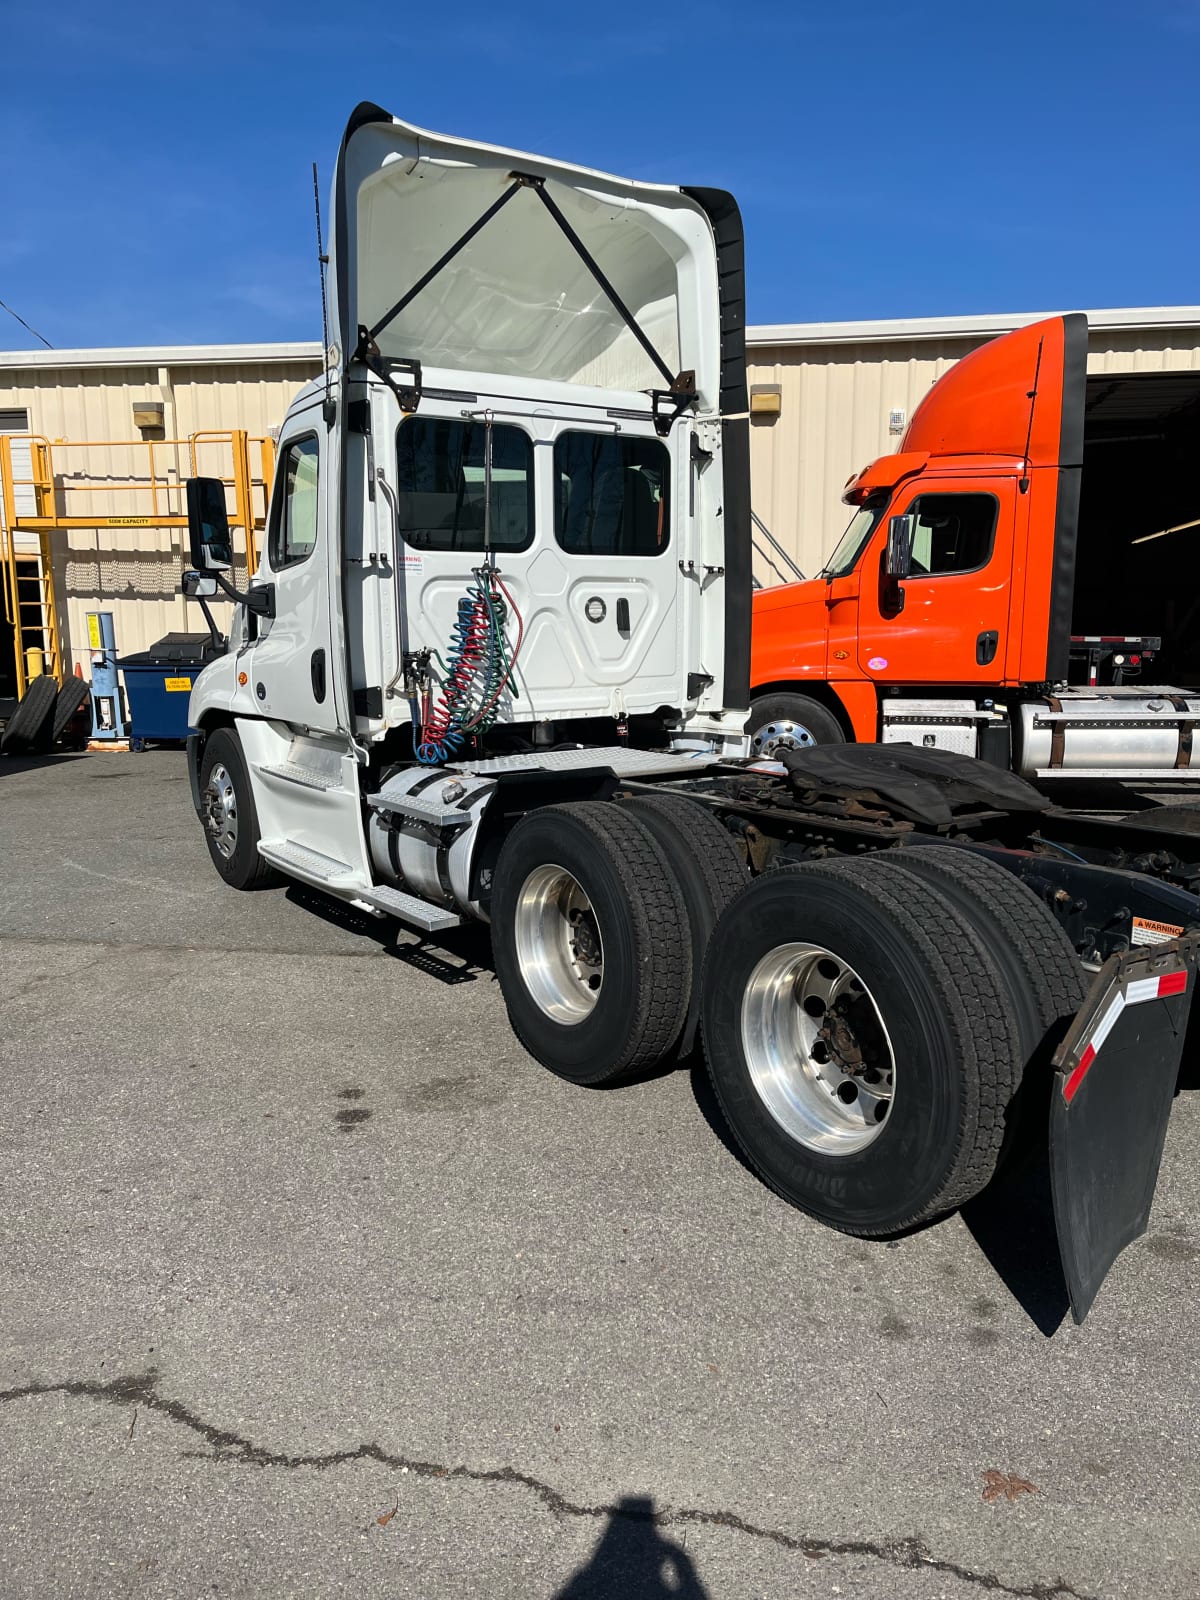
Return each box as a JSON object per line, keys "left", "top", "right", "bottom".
{"left": 163, "top": 676, "right": 193, "bottom": 692}
{"left": 1132, "top": 915, "right": 1185, "bottom": 947}
{"left": 87, "top": 614, "right": 102, "bottom": 650}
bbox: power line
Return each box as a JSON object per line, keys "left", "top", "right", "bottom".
{"left": 0, "top": 295, "right": 53, "bottom": 349}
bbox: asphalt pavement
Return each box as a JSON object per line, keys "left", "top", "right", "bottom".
{"left": 2, "top": 749, "right": 1198, "bottom": 1598}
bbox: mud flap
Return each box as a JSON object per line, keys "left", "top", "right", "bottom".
{"left": 1050, "top": 935, "right": 1200, "bottom": 1322}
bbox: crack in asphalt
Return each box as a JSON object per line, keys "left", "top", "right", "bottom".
{"left": 0, "top": 1370, "right": 1089, "bottom": 1599}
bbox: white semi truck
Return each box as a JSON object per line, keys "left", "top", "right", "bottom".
{"left": 183, "top": 104, "right": 1200, "bottom": 1321}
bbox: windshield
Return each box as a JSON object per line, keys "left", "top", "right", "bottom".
{"left": 820, "top": 496, "right": 888, "bottom": 578}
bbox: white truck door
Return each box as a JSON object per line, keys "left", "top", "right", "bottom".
{"left": 523, "top": 417, "right": 684, "bottom": 715}
{"left": 244, "top": 405, "right": 339, "bottom": 732}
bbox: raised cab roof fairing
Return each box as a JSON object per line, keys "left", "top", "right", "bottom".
{"left": 330, "top": 103, "right": 728, "bottom": 410}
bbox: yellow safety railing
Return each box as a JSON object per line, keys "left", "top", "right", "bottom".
{"left": 0, "top": 429, "right": 275, "bottom": 699}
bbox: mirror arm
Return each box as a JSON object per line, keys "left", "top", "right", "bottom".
{"left": 196, "top": 595, "right": 226, "bottom": 655}
{"left": 213, "top": 572, "right": 276, "bottom": 619}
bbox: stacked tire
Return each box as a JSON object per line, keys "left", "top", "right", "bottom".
{"left": 1, "top": 676, "right": 91, "bottom": 755}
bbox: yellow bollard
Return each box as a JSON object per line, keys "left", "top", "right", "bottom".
{"left": 25, "top": 647, "right": 44, "bottom": 681}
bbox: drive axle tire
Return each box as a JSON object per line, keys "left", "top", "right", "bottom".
{"left": 621, "top": 793, "right": 749, "bottom": 1056}
{"left": 198, "top": 727, "right": 280, "bottom": 890}
{"left": 491, "top": 802, "right": 691, "bottom": 1086}
{"left": 885, "top": 846, "right": 1086, "bottom": 1065}
{"left": 881, "top": 845, "right": 1087, "bottom": 1162}
{"left": 700, "top": 857, "right": 1023, "bottom": 1235}
{"left": 1, "top": 675, "right": 57, "bottom": 754}
{"left": 746, "top": 691, "right": 845, "bottom": 759}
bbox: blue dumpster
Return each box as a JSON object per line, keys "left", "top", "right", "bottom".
{"left": 119, "top": 633, "right": 222, "bottom": 746}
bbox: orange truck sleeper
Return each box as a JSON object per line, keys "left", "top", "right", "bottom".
{"left": 748, "top": 315, "right": 1200, "bottom": 781}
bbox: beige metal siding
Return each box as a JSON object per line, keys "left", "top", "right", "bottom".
{"left": 748, "top": 329, "right": 1200, "bottom": 585}
{"left": 1084, "top": 332, "right": 1200, "bottom": 372}
{"left": 750, "top": 336, "right": 987, "bottom": 582}
{"left": 0, "top": 358, "right": 319, "bottom": 664}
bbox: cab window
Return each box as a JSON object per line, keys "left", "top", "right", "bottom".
{"left": 821, "top": 495, "right": 887, "bottom": 578}
{"left": 906, "top": 493, "right": 998, "bottom": 577}
{"left": 396, "top": 418, "right": 534, "bottom": 552}
{"left": 554, "top": 432, "right": 670, "bottom": 556}
{"left": 269, "top": 435, "right": 320, "bottom": 568}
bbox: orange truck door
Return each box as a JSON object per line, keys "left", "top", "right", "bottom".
{"left": 856, "top": 480, "right": 1017, "bottom": 684}
{"left": 883, "top": 312, "right": 1085, "bottom": 685}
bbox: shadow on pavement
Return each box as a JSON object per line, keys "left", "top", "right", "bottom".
{"left": 692, "top": 1048, "right": 1072, "bottom": 1335}
{"left": 0, "top": 750, "right": 92, "bottom": 777}
{"left": 285, "top": 881, "right": 494, "bottom": 984}
{"left": 553, "top": 1497, "right": 711, "bottom": 1600}
{"left": 688, "top": 1058, "right": 756, "bottom": 1179}
{"left": 961, "top": 1153, "right": 1070, "bottom": 1337}
{"left": 1174, "top": 1002, "right": 1200, "bottom": 1092}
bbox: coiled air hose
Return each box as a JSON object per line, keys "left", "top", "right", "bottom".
{"left": 414, "top": 411, "right": 525, "bottom": 765}
{"left": 415, "top": 567, "right": 524, "bottom": 764}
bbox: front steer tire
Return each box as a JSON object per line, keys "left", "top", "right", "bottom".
{"left": 197, "top": 728, "right": 280, "bottom": 890}
{"left": 491, "top": 802, "right": 691, "bottom": 1086}
{"left": 746, "top": 691, "right": 845, "bottom": 757}
{"left": 700, "top": 857, "right": 1024, "bottom": 1235}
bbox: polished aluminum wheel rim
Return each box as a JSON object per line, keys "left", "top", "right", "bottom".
{"left": 749, "top": 717, "right": 816, "bottom": 758}
{"left": 514, "top": 863, "right": 603, "bottom": 1023}
{"left": 741, "top": 941, "right": 895, "bottom": 1153}
{"left": 202, "top": 761, "right": 239, "bottom": 860}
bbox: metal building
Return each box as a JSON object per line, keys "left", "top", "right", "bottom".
{"left": 3, "top": 306, "right": 1199, "bottom": 681}
{"left": 0, "top": 343, "right": 321, "bottom": 689}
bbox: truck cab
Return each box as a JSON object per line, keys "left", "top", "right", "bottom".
{"left": 181, "top": 104, "right": 755, "bottom": 1080}
{"left": 749, "top": 313, "right": 1200, "bottom": 779}
{"left": 190, "top": 107, "right": 751, "bottom": 760}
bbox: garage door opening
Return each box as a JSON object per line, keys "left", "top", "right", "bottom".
{"left": 1072, "top": 370, "right": 1200, "bottom": 682}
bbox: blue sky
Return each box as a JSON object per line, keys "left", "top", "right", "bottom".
{"left": 1, "top": 0, "right": 1197, "bottom": 350}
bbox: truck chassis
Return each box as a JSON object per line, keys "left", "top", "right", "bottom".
{"left": 187, "top": 726, "right": 1199, "bottom": 1323}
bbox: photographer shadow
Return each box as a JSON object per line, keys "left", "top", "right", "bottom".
{"left": 553, "top": 1497, "right": 710, "bottom": 1600}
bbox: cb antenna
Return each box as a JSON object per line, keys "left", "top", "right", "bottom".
{"left": 313, "top": 163, "right": 335, "bottom": 425}
{"left": 1019, "top": 335, "right": 1044, "bottom": 495}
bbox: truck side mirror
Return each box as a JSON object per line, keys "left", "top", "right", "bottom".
{"left": 186, "top": 477, "right": 234, "bottom": 572}
{"left": 181, "top": 570, "right": 218, "bottom": 598}
{"left": 885, "top": 513, "right": 915, "bottom": 580}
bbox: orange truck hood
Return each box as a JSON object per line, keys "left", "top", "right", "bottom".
{"left": 752, "top": 577, "right": 831, "bottom": 679}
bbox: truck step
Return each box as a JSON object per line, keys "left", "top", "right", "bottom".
{"left": 367, "top": 784, "right": 472, "bottom": 828}
{"left": 257, "top": 839, "right": 359, "bottom": 882}
{"left": 257, "top": 762, "right": 343, "bottom": 791}
{"left": 359, "top": 884, "right": 464, "bottom": 933}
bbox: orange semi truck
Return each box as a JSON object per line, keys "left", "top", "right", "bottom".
{"left": 750, "top": 314, "right": 1200, "bottom": 780}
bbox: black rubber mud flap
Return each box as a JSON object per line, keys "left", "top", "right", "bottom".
{"left": 1050, "top": 936, "right": 1200, "bottom": 1323}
